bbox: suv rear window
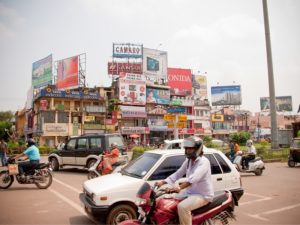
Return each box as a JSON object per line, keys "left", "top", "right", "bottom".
{"left": 90, "top": 137, "right": 102, "bottom": 149}
{"left": 108, "top": 135, "right": 124, "bottom": 147}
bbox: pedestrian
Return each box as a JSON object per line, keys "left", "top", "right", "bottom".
{"left": 0, "top": 139, "right": 8, "bottom": 166}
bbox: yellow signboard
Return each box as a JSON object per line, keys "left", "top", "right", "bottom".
{"left": 164, "top": 114, "right": 176, "bottom": 121}
{"left": 168, "top": 122, "right": 175, "bottom": 128}
{"left": 176, "top": 122, "right": 187, "bottom": 128}
{"left": 178, "top": 114, "right": 187, "bottom": 122}
{"left": 211, "top": 114, "right": 224, "bottom": 122}
{"left": 84, "top": 116, "right": 95, "bottom": 122}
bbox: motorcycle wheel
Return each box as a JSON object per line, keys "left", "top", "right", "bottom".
{"left": 106, "top": 204, "right": 137, "bottom": 225}
{"left": 87, "top": 171, "right": 98, "bottom": 180}
{"left": 35, "top": 170, "right": 53, "bottom": 189}
{"left": 254, "top": 168, "right": 263, "bottom": 176}
{"left": 0, "top": 171, "right": 14, "bottom": 189}
{"left": 288, "top": 160, "right": 296, "bottom": 168}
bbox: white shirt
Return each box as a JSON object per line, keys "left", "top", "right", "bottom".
{"left": 247, "top": 145, "right": 256, "bottom": 155}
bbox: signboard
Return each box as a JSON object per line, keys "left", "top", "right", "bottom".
{"left": 179, "top": 128, "right": 195, "bottom": 134}
{"left": 44, "top": 124, "right": 68, "bottom": 135}
{"left": 260, "top": 96, "right": 293, "bottom": 112}
{"left": 211, "top": 85, "right": 242, "bottom": 106}
{"left": 40, "top": 99, "right": 48, "bottom": 110}
{"left": 211, "top": 114, "right": 225, "bottom": 122}
{"left": 121, "top": 127, "right": 150, "bottom": 134}
{"left": 84, "top": 116, "right": 95, "bottom": 122}
{"left": 57, "top": 55, "right": 79, "bottom": 89}
{"left": 143, "top": 48, "right": 168, "bottom": 83}
{"left": 148, "top": 119, "right": 171, "bottom": 131}
{"left": 36, "top": 88, "right": 101, "bottom": 100}
{"left": 121, "top": 106, "right": 147, "bottom": 118}
{"left": 86, "top": 105, "right": 106, "bottom": 113}
{"left": 147, "top": 106, "right": 167, "bottom": 115}
{"left": 108, "top": 62, "right": 142, "bottom": 75}
{"left": 168, "top": 68, "right": 192, "bottom": 96}
{"left": 192, "top": 74, "right": 207, "bottom": 98}
{"left": 178, "top": 115, "right": 187, "bottom": 122}
{"left": 113, "top": 43, "right": 143, "bottom": 58}
{"left": 32, "top": 54, "right": 53, "bottom": 89}
{"left": 176, "top": 122, "right": 187, "bottom": 128}
{"left": 146, "top": 88, "right": 170, "bottom": 105}
{"left": 119, "top": 74, "right": 146, "bottom": 105}
{"left": 164, "top": 114, "right": 176, "bottom": 121}
{"left": 167, "top": 107, "right": 186, "bottom": 114}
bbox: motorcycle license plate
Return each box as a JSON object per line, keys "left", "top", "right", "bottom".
{"left": 8, "top": 164, "right": 19, "bottom": 175}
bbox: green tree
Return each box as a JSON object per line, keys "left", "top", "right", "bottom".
{"left": 0, "top": 121, "right": 12, "bottom": 141}
{"left": 229, "top": 131, "right": 251, "bottom": 145}
{"left": 0, "top": 111, "right": 14, "bottom": 122}
{"left": 107, "top": 98, "right": 121, "bottom": 114}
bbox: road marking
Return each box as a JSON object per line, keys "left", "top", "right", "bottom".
{"left": 49, "top": 188, "right": 99, "bottom": 224}
{"left": 240, "top": 192, "right": 272, "bottom": 206}
{"left": 53, "top": 177, "right": 82, "bottom": 193}
{"left": 244, "top": 192, "right": 269, "bottom": 198}
{"left": 248, "top": 203, "right": 300, "bottom": 221}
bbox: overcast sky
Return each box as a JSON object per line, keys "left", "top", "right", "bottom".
{"left": 0, "top": 0, "right": 299, "bottom": 113}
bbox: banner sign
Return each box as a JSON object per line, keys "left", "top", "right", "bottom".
{"left": 211, "top": 114, "right": 225, "bottom": 122}
{"left": 170, "top": 97, "right": 194, "bottom": 106}
{"left": 108, "top": 62, "right": 142, "bottom": 75}
{"left": 211, "top": 85, "right": 242, "bottom": 106}
{"left": 143, "top": 48, "right": 168, "bottom": 83}
{"left": 57, "top": 55, "right": 79, "bottom": 89}
{"left": 260, "top": 96, "right": 293, "bottom": 112}
{"left": 146, "top": 88, "right": 170, "bottom": 104}
{"left": 121, "top": 127, "right": 150, "bottom": 134}
{"left": 121, "top": 106, "right": 147, "bottom": 118}
{"left": 44, "top": 124, "right": 68, "bottom": 133}
{"left": 119, "top": 74, "right": 146, "bottom": 105}
{"left": 36, "top": 88, "right": 101, "bottom": 100}
{"left": 192, "top": 74, "right": 207, "bottom": 98}
{"left": 147, "top": 106, "right": 167, "bottom": 115}
{"left": 32, "top": 54, "right": 53, "bottom": 89}
{"left": 113, "top": 43, "right": 143, "bottom": 58}
{"left": 147, "top": 119, "right": 172, "bottom": 131}
{"left": 84, "top": 116, "right": 95, "bottom": 122}
{"left": 167, "top": 107, "right": 186, "bottom": 114}
{"left": 178, "top": 128, "right": 195, "bottom": 134}
{"left": 86, "top": 105, "right": 106, "bottom": 113}
{"left": 40, "top": 99, "right": 48, "bottom": 110}
{"left": 168, "top": 68, "right": 192, "bottom": 96}
{"left": 164, "top": 114, "right": 176, "bottom": 121}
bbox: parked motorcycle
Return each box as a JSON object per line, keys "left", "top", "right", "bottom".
{"left": 0, "top": 157, "right": 53, "bottom": 189}
{"left": 233, "top": 151, "right": 265, "bottom": 176}
{"left": 118, "top": 182, "right": 235, "bottom": 225}
{"left": 87, "top": 154, "right": 128, "bottom": 180}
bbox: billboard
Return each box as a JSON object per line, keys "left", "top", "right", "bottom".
{"left": 146, "top": 88, "right": 170, "bottom": 105}
{"left": 143, "top": 48, "right": 168, "bottom": 83}
{"left": 260, "top": 96, "right": 293, "bottom": 112}
{"left": 107, "top": 62, "right": 142, "bottom": 75}
{"left": 119, "top": 74, "right": 146, "bottom": 105}
{"left": 56, "top": 55, "right": 79, "bottom": 89}
{"left": 211, "top": 85, "right": 242, "bottom": 106}
{"left": 192, "top": 74, "right": 207, "bottom": 98}
{"left": 32, "top": 54, "right": 53, "bottom": 89}
{"left": 113, "top": 43, "right": 143, "bottom": 58}
{"left": 168, "top": 68, "right": 192, "bottom": 96}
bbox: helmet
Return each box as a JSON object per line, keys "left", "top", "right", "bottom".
{"left": 246, "top": 139, "right": 253, "bottom": 147}
{"left": 27, "top": 138, "right": 36, "bottom": 147}
{"left": 183, "top": 136, "right": 203, "bottom": 159}
{"left": 111, "top": 142, "right": 118, "bottom": 148}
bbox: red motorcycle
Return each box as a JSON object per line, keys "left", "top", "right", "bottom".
{"left": 119, "top": 182, "right": 235, "bottom": 225}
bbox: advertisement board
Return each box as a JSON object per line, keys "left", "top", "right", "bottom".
{"left": 143, "top": 48, "right": 168, "bottom": 83}
{"left": 57, "top": 55, "right": 79, "bottom": 89}
{"left": 192, "top": 74, "right": 207, "bottom": 98}
{"left": 119, "top": 73, "right": 146, "bottom": 105}
{"left": 211, "top": 114, "right": 224, "bottom": 122}
{"left": 211, "top": 85, "right": 242, "bottom": 106}
{"left": 260, "top": 96, "right": 293, "bottom": 112}
{"left": 168, "top": 68, "right": 192, "bottom": 96}
{"left": 32, "top": 54, "right": 53, "bottom": 89}
{"left": 113, "top": 43, "right": 143, "bottom": 58}
{"left": 121, "top": 106, "right": 147, "bottom": 118}
{"left": 147, "top": 119, "right": 171, "bottom": 131}
{"left": 37, "top": 88, "right": 101, "bottom": 100}
{"left": 107, "top": 62, "right": 142, "bottom": 75}
{"left": 146, "top": 88, "right": 170, "bottom": 105}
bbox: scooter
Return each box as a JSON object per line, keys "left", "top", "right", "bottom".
{"left": 87, "top": 154, "right": 129, "bottom": 180}
{"left": 119, "top": 182, "right": 235, "bottom": 225}
{"left": 233, "top": 151, "right": 265, "bottom": 176}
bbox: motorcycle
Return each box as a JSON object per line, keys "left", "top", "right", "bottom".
{"left": 0, "top": 157, "right": 53, "bottom": 189}
{"left": 118, "top": 182, "right": 235, "bottom": 225}
{"left": 233, "top": 151, "right": 265, "bottom": 176}
{"left": 87, "top": 154, "right": 128, "bottom": 180}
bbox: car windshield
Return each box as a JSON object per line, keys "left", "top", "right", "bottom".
{"left": 121, "top": 152, "right": 161, "bottom": 179}
{"left": 292, "top": 139, "right": 300, "bottom": 148}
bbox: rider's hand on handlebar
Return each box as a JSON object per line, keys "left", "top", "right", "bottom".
{"left": 155, "top": 181, "right": 166, "bottom": 187}
{"left": 166, "top": 187, "right": 180, "bottom": 193}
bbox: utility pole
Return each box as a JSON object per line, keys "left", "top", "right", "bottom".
{"left": 262, "top": 0, "right": 278, "bottom": 149}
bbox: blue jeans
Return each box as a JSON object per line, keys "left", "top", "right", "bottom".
{"left": 18, "top": 160, "right": 40, "bottom": 175}
{"left": 0, "top": 152, "right": 7, "bottom": 166}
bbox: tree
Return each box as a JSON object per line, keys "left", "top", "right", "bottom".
{"left": 229, "top": 131, "right": 251, "bottom": 145}
{"left": 0, "top": 111, "right": 14, "bottom": 122}
{"left": 0, "top": 121, "right": 12, "bottom": 141}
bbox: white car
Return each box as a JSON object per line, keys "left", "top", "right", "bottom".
{"left": 162, "top": 139, "right": 184, "bottom": 150}
{"left": 80, "top": 147, "right": 244, "bottom": 224}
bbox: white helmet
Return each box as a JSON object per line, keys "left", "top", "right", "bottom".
{"left": 183, "top": 136, "right": 203, "bottom": 159}
{"left": 246, "top": 139, "right": 253, "bottom": 147}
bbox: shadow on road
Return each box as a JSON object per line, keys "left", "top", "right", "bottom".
{"left": 69, "top": 215, "right": 103, "bottom": 225}
{"left": 54, "top": 167, "right": 88, "bottom": 174}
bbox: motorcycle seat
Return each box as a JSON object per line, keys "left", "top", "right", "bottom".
{"left": 36, "top": 163, "right": 50, "bottom": 169}
{"left": 249, "top": 157, "right": 261, "bottom": 163}
{"left": 192, "top": 191, "right": 228, "bottom": 215}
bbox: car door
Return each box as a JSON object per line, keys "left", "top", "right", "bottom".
{"left": 61, "top": 139, "right": 76, "bottom": 165}
{"left": 204, "top": 153, "right": 226, "bottom": 192}
{"left": 75, "top": 137, "right": 89, "bottom": 165}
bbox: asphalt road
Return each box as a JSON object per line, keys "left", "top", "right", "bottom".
{"left": 0, "top": 162, "right": 300, "bottom": 225}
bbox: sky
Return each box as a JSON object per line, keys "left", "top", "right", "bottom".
{"left": 0, "top": 0, "right": 299, "bottom": 114}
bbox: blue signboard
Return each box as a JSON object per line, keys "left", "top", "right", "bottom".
{"left": 36, "top": 88, "right": 102, "bottom": 100}
{"left": 167, "top": 107, "right": 186, "bottom": 114}
{"left": 211, "top": 85, "right": 241, "bottom": 106}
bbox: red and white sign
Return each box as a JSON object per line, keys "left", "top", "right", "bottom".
{"left": 108, "top": 62, "right": 142, "bottom": 75}
{"left": 168, "top": 68, "right": 192, "bottom": 96}
{"left": 178, "top": 128, "right": 195, "bottom": 134}
{"left": 121, "top": 106, "right": 147, "bottom": 118}
{"left": 147, "top": 107, "right": 167, "bottom": 115}
{"left": 40, "top": 99, "right": 48, "bottom": 110}
{"left": 121, "top": 127, "right": 150, "bottom": 134}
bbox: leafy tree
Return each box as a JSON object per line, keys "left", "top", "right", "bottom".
{"left": 0, "top": 121, "right": 12, "bottom": 141}
{"left": 107, "top": 98, "right": 121, "bottom": 114}
{"left": 229, "top": 131, "right": 251, "bottom": 145}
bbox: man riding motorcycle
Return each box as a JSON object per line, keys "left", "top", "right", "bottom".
{"left": 242, "top": 139, "right": 256, "bottom": 169}
{"left": 155, "top": 136, "right": 214, "bottom": 225}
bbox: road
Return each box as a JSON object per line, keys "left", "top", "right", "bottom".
{"left": 0, "top": 162, "right": 300, "bottom": 225}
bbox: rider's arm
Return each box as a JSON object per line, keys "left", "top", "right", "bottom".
{"left": 14, "top": 152, "right": 25, "bottom": 160}
{"left": 165, "top": 159, "right": 188, "bottom": 185}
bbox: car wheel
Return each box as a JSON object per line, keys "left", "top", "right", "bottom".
{"left": 106, "top": 204, "right": 137, "bottom": 225}
{"left": 288, "top": 160, "right": 296, "bottom": 168}
{"left": 50, "top": 158, "right": 59, "bottom": 171}
{"left": 254, "top": 168, "right": 263, "bottom": 176}
{"left": 87, "top": 159, "right": 97, "bottom": 169}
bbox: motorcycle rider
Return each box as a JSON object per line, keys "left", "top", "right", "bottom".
{"left": 242, "top": 139, "right": 256, "bottom": 169}
{"left": 155, "top": 136, "right": 214, "bottom": 225}
{"left": 101, "top": 142, "right": 120, "bottom": 175}
{"left": 13, "top": 138, "right": 40, "bottom": 180}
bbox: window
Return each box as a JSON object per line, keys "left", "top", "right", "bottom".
{"left": 42, "top": 111, "right": 55, "bottom": 123}
{"left": 90, "top": 137, "right": 102, "bottom": 149}
{"left": 57, "top": 112, "right": 69, "bottom": 123}
{"left": 204, "top": 154, "right": 222, "bottom": 174}
{"left": 148, "top": 155, "right": 186, "bottom": 180}
{"left": 66, "top": 139, "right": 76, "bottom": 150}
{"left": 77, "top": 138, "right": 88, "bottom": 149}
{"left": 214, "top": 153, "right": 231, "bottom": 173}
{"left": 108, "top": 135, "right": 124, "bottom": 147}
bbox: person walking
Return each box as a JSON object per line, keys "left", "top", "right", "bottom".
{"left": 0, "top": 139, "right": 8, "bottom": 166}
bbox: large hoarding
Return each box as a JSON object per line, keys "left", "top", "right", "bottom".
{"left": 107, "top": 62, "right": 142, "bottom": 75}
{"left": 32, "top": 54, "right": 53, "bottom": 89}
{"left": 119, "top": 73, "right": 146, "bottom": 105}
{"left": 143, "top": 48, "right": 168, "bottom": 83}
{"left": 192, "top": 74, "right": 207, "bottom": 98}
{"left": 146, "top": 88, "right": 170, "bottom": 105}
{"left": 113, "top": 43, "right": 143, "bottom": 58}
{"left": 260, "top": 96, "right": 293, "bottom": 112}
{"left": 57, "top": 55, "right": 79, "bottom": 89}
{"left": 168, "top": 68, "right": 192, "bottom": 96}
{"left": 211, "top": 85, "right": 242, "bottom": 106}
